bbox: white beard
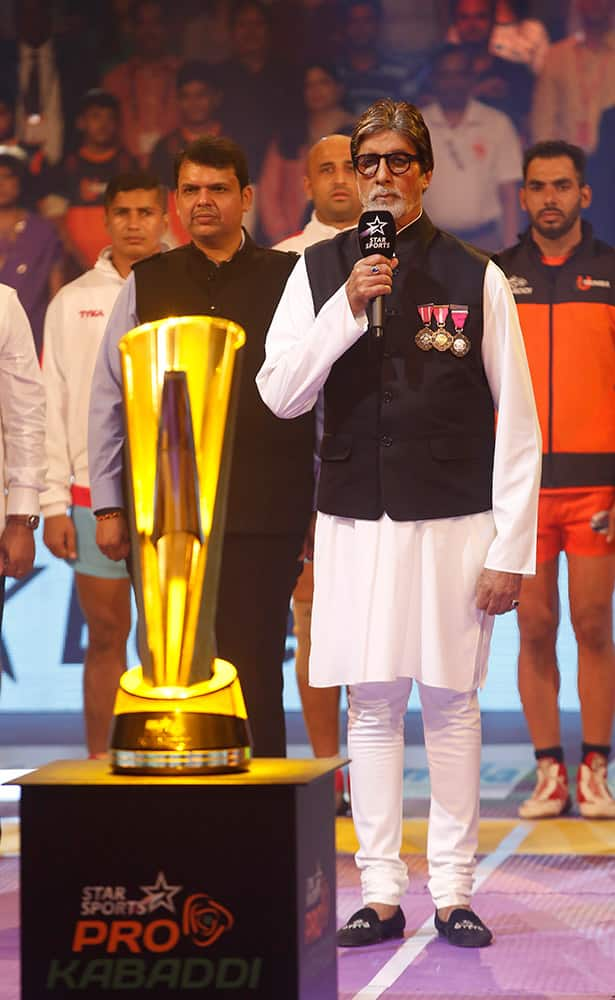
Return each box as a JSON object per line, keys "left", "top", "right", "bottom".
{"left": 362, "top": 188, "right": 407, "bottom": 220}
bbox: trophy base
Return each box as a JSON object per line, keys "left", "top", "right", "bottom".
{"left": 110, "top": 659, "right": 251, "bottom": 776}
{"left": 110, "top": 745, "right": 251, "bottom": 775}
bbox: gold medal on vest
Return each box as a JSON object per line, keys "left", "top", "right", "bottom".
{"left": 432, "top": 305, "right": 452, "bottom": 351}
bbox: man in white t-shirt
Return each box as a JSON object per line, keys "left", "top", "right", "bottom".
{"left": 41, "top": 170, "right": 167, "bottom": 758}
{"left": 276, "top": 134, "right": 361, "bottom": 812}
{"left": 421, "top": 44, "right": 522, "bottom": 251}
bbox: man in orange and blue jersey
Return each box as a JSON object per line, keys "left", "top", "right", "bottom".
{"left": 496, "top": 140, "right": 615, "bottom": 820}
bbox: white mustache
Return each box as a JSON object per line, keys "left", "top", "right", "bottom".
{"left": 365, "top": 188, "right": 402, "bottom": 204}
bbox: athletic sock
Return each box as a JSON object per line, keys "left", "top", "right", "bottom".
{"left": 581, "top": 742, "right": 611, "bottom": 762}
{"left": 535, "top": 745, "right": 564, "bottom": 763}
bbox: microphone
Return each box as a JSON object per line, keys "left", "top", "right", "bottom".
{"left": 358, "top": 210, "right": 396, "bottom": 339}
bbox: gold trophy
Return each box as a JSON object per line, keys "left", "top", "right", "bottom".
{"left": 109, "top": 316, "right": 251, "bottom": 775}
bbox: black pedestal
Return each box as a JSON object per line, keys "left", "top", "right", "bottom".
{"left": 15, "top": 758, "right": 340, "bottom": 999}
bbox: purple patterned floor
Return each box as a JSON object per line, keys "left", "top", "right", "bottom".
{"left": 2, "top": 852, "right": 615, "bottom": 999}
{"left": 0, "top": 860, "right": 18, "bottom": 1000}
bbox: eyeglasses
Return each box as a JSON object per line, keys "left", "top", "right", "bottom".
{"left": 353, "top": 152, "right": 421, "bottom": 177}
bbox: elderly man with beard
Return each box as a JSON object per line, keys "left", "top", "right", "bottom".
{"left": 496, "top": 141, "right": 615, "bottom": 820}
{"left": 257, "top": 99, "right": 541, "bottom": 948}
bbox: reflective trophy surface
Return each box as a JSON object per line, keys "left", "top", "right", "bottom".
{"left": 109, "top": 315, "right": 251, "bottom": 774}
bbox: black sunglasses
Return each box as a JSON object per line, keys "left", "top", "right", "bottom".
{"left": 353, "top": 152, "right": 421, "bottom": 177}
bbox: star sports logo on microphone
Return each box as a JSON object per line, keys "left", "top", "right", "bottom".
{"left": 359, "top": 214, "right": 394, "bottom": 253}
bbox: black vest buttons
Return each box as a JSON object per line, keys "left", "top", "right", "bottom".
{"left": 383, "top": 390, "right": 393, "bottom": 404}
{"left": 210, "top": 305, "right": 216, "bottom": 311}
{"left": 380, "top": 434, "right": 393, "bottom": 447}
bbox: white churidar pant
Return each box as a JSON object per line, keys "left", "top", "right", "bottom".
{"left": 311, "top": 511, "right": 493, "bottom": 908}
{"left": 348, "top": 678, "right": 481, "bottom": 908}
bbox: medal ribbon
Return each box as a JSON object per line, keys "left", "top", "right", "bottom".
{"left": 417, "top": 303, "right": 434, "bottom": 325}
{"left": 433, "top": 305, "right": 449, "bottom": 326}
{"left": 450, "top": 305, "right": 468, "bottom": 332}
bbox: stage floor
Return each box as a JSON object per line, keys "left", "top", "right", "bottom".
{"left": 1, "top": 750, "right": 615, "bottom": 1000}
{"left": 2, "top": 817, "right": 615, "bottom": 1000}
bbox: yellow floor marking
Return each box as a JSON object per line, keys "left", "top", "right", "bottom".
{"left": 336, "top": 816, "right": 615, "bottom": 856}
{"left": 0, "top": 818, "right": 19, "bottom": 857}
{"left": 337, "top": 818, "right": 518, "bottom": 855}
{"left": 520, "top": 816, "right": 615, "bottom": 854}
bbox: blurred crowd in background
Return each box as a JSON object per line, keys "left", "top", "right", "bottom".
{"left": 0, "top": 0, "right": 613, "bottom": 357}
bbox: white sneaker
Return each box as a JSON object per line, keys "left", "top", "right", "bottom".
{"left": 577, "top": 753, "right": 615, "bottom": 819}
{"left": 518, "top": 758, "right": 571, "bottom": 819}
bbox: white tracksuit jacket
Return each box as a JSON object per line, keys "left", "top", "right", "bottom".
{"left": 41, "top": 248, "right": 125, "bottom": 517}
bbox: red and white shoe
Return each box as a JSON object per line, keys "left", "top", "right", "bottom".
{"left": 335, "top": 768, "right": 351, "bottom": 816}
{"left": 577, "top": 753, "right": 615, "bottom": 819}
{"left": 518, "top": 758, "right": 572, "bottom": 819}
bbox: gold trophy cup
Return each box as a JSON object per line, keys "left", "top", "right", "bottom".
{"left": 109, "top": 315, "right": 251, "bottom": 774}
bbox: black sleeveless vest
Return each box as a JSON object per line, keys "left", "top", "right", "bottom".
{"left": 304, "top": 213, "right": 495, "bottom": 521}
{"left": 133, "top": 238, "right": 314, "bottom": 536}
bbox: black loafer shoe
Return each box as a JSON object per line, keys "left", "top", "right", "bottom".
{"left": 337, "top": 906, "right": 405, "bottom": 947}
{"left": 434, "top": 907, "right": 492, "bottom": 948}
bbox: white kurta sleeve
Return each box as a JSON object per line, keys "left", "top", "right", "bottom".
{"left": 0, "top": 289, "right": 47, "bottom": 516}
{"left": 256, "top": 255, "right": 367, "bottom": 418}
{"left": 481, "top": 259, "right": 542, "bottom": 575}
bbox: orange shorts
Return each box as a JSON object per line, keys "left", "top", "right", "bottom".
{"left": 537, "top": 487, "right": 615, "bottom": 563}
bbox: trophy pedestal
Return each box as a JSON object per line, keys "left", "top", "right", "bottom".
{"left": 15, "top": 757, "right": 340, "bottom": 1000}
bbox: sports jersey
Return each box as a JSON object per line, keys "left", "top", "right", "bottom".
{"left": 496, "top": 222, "right": 615, "bottom": 489}
{"left": 41, "top": 248, "right": 125, "bottom": 517}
